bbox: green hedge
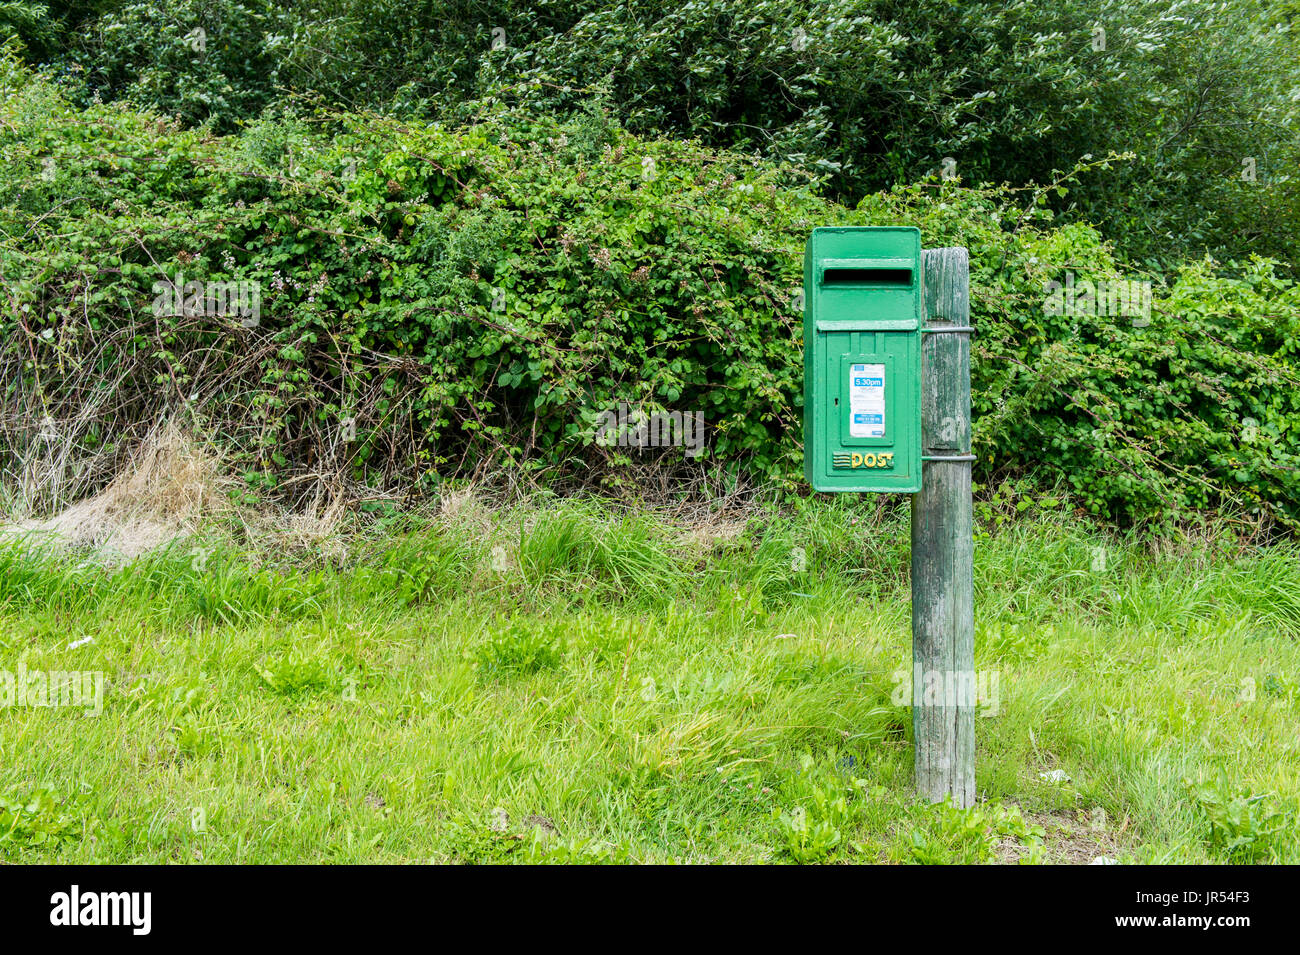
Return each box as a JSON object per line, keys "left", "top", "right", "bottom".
{"left": 2, "top": 60, "right": 1298, "bottom": 527}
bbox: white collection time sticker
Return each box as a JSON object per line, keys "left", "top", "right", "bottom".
{"left": 848, "top": 363, "right": 885, "bottom": 438}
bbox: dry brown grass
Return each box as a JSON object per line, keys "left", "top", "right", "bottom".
{"left": 995, "top": 809, "right": 1131, "bottom": 865}
{"left": 2, "top": 421, "right": 232, "bottom": 560}
{"left": 0, "top": 430, "right": 782, "bottom": 566}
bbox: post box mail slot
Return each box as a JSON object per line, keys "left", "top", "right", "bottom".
{"left": 803, "top": 227, "right": 922, "bottom": 492}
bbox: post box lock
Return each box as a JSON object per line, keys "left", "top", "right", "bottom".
{"left": 803, "top": 226, "right": 922, "bottom": 493}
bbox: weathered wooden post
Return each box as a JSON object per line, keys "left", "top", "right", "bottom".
{"left": 801, "top": 229, "right": 974, "bottom": 805}
{"left": 911, "top": 247, "right": 975, "bottom": 806}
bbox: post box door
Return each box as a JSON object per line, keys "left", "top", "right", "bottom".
{"left": 804, "top": 226, "right": 922, "bottom": 493}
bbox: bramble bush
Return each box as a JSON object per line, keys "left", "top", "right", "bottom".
{"left": 2, "top": 58, "right": 1298, "bottom": 527}
{"left": 860, "top": 179, "right": 1300, "bottom": 525}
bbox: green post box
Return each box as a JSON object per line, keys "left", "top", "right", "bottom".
{"left": 803, "top": 226, "right": 922, "bottom": 493}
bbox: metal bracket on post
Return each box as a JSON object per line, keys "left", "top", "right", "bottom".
{"left": 911, "top": 247, "right": 975, "bottom": 808}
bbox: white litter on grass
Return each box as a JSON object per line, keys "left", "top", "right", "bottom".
{"left": 775, "top": 633, "right": 797, "bottom": 640}
{"left": 67, "top": 636, "right": 95, "bottom": 650}
{"left": 1089, "top": 856, "right": 1119, "bottom": 865}
{"left": 488, "top": 807, "right": 510, "bottom": 832}
{"left": 1039, "top": 770, "right": 1072, "bottom": 783}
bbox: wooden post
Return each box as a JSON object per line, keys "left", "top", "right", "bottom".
{"left": 911, "top": 247, "right": 975, "bottom": 807}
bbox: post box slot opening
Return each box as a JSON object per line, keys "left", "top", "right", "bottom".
{"left": 821, "top": 267, "right": 912, "bottom": 287}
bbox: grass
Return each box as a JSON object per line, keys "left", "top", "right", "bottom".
{"left": 1, "top": 496, "right": 1297, "bottom": 863}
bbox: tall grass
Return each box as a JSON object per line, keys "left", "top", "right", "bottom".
{"left": 1, "top": 501, "right": 1296, "bottom": 863}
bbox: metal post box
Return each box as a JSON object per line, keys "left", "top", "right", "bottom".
{"left": 803, "top": 226, "right": 922, "bottom": 492}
